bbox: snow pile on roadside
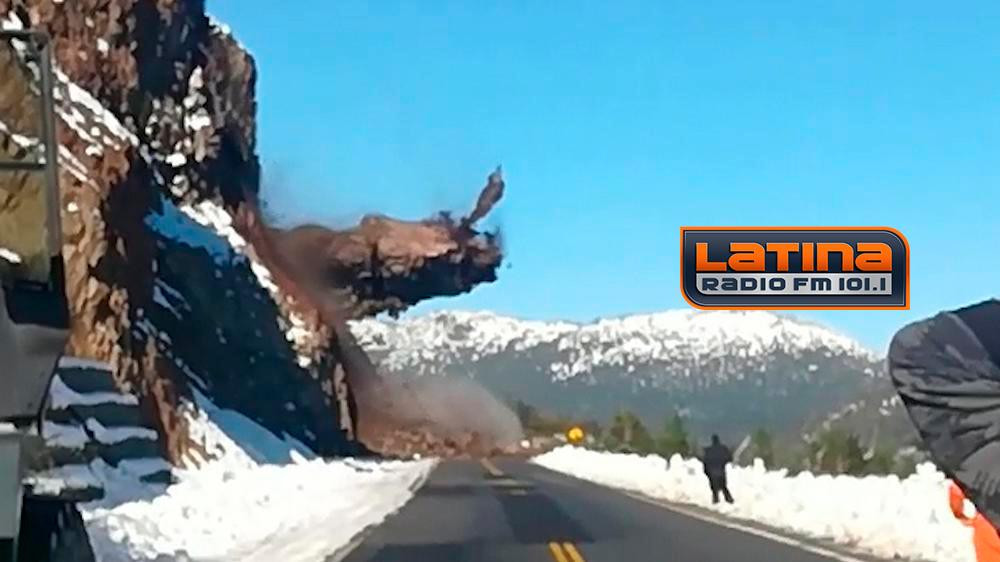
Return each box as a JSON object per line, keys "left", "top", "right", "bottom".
{"left": 533, "top": 446, "right": 974, "bottom": 562}
{"left": 83, "top": 457, "right": 431, "bottom": 562}
{"left": 81, "top": 394, "right": 434, "bottom": 562}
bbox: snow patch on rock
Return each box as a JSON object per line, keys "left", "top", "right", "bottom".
{"left": 180, "top": 388, "right": 313, "bottom": 469}
{"left": 49, "top": 375, "right": 138, "bottom": 409}
{"left": 146, "top": 195, "right": 236, "bottom": 264}
{"left": 166, "top": 198, "right": 319, "bottom": 367}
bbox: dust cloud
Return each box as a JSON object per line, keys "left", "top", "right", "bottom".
{"left": 351, "top": 367, "right": 524, "bottom": 456}
{"left": 238, "top": 169, "right": 513, "bottom": 457}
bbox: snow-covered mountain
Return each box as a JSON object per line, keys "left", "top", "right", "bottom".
{"left": 350, "top": 310, "right": 904, "bottom": 442}
{"left": 351, "top": 309, "right": 879, "bottom": 380}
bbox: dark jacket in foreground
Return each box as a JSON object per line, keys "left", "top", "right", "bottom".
{"left": 888, "top": 299, "right": 1000, "bottom": 530}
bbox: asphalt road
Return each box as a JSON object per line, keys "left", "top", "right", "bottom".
{"left": 342, "top": 458, "right": 871, "bottom": 562}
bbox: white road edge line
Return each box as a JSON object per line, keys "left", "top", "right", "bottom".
{"left": 325, "top": 460, "right": 439, "bottom": 562}
{"left": 624, "top": 491, "right": 869, "bottom": 562}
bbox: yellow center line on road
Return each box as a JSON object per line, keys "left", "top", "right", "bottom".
{"left": 479, "top": 462, "right": 585, "bottom": 561}
{"left": 548, "top": 542, "right": 586, "bottom": 562}
{"left": 548, "top": 542, "right": 570, "bottom": 562}
{"left": 480, "top": 458, "right": 504, "bottom": 478}
{"left": 562, "top": 542, "right": 586, "bottom": 562}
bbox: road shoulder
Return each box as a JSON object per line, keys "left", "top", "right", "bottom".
{"left": 325, "top": 460, "right": 438, "bottom": 562}
{"left": 525, "top": 462, "right": 912, "bottom": 562}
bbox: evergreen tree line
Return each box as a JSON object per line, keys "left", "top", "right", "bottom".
{"left": 598, "top": 409, "right": 917, "bottom": 477}
{"left": 511, "top": 399, "right": 917, "bottom": 477}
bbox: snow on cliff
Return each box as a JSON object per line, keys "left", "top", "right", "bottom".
{"left": 146, "top": 194, "right": 322, "bottom": 369}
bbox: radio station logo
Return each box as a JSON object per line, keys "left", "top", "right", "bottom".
{"left": 680, "top": 227, "right": 909, "bottom": 310}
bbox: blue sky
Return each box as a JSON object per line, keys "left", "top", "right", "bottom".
{"left": 209, "top": 1, "right": 999, "bottom": 352}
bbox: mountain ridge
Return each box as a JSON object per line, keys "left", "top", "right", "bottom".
{"left": 350, "top": 308, "right": 881, "bottom": 378}
{"left": 349, "top": 308, "right": 909, "bottom": 448}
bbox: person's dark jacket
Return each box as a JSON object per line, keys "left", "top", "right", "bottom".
{"left": 702, "top": 443, "right": 732, "bottom": 477}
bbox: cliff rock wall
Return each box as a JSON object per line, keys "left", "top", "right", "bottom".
{"left": 1, "top": 0, "right": 357, "bottom": 462}
{"left": 1, "top": 0, "right": 506, "bottom": 461}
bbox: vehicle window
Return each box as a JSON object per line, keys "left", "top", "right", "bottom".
{"left": 0, "top": 33, "right": 53, "bottom": 284}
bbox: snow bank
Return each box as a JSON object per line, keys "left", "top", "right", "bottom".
{"left": 83, "top": 456, "right": 431, "bottom": 562}
{"left": 533, "top": 446, "right": 975, "bottom": 562}
{"left": 81, "top": 393, "right": 434, "bottom": 561}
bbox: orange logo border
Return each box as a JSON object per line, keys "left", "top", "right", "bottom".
{"left": 679, "top": 226, "right": 910, "bottom": 311}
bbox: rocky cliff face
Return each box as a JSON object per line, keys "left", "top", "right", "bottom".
{"left": 264, "top": 168, "right": 505, "bottom": 321}
{"left": 0, "top": 0, "right": 357, "bottom": 462}
{"left": 1, "top": 0, "right": 505, "bottom": 463}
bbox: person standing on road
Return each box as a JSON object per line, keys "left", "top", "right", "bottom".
{"left": 702, "top": 434, "right": 734, "bottom": 504}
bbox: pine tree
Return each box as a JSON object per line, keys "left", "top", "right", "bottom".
{"left": 513, "top": 400, "right": 538, "bottom": 428}
{"left": 657, "top": 413, "right": 691, "bottom": 458}
{"left": 864, "top": 447, "right": 895, "bottom": 475}
{"left": 750, "top": 427, "right": 775, "bottom": 467}
{"left": 606, "top": 409, "right": 654, "bottom": 454}
{"left": 811, "top": 428, "right": 869, "bottom": 475}
{"left": 843, "top": 433, "right": 867, "bottom": 475}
